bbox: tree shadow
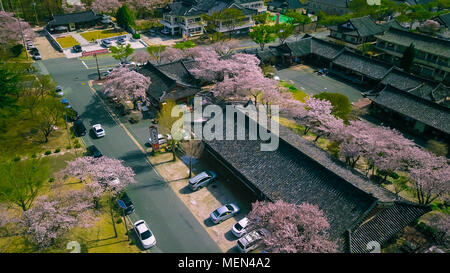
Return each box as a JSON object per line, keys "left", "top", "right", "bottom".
{"left": 178, "top": 185, "right": 192, "bottom": 195}
{"left": 226, "top": 245, "right": 239, "bottom": 253}
{"left": 79, "top": 96, "right": 117, "bottom": 127}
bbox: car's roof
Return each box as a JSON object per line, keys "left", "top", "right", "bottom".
{"left": 217, "top": 205, "right": 231, "bottom": 215}
{"left": 135, "top": 220, "right": 149, "bottom": 233}
{"left": 93, "top": 124, "right": 102, "bottom": 128}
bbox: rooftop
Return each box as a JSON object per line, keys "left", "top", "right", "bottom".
{"left": 332, "top": 50, "right": 393, "bottom": 80}
{"left": 47, "top": 10, "right": 101, "bottom": 26}
{"left": 375, "top": 27, "right": 450, "bottom": 58}
{"left": 329, "top": 16, "right": 385, "bottom": 38}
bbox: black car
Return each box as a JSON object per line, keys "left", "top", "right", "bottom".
{"left": 29, "top": 47, "right": 39, "bottom": 55}
{"left": 118, "top": 192, "right": 135, "bottom": 215}
{"left": 87, "top": 145, "right": 103, "bottom": 158}
{"left": 73, "top": 119, "right": 87, "bottom": 136}
{"left": 73, "top": 44, "right": 82, "bottom": 53}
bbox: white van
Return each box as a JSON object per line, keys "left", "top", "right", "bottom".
{"left": 236, "top": 229, "right": 269, "bottom": 253}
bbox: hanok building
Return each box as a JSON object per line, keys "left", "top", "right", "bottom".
{"left": 160, "top": 0, "right": 266, "bottom": 37}
{"left": 266, "top": 0, "right": 307, "bottom": 14}
{"left": 328, "top": 16, "right": 385, "bottom": 45}
{"left": 46, "top": 10, "right": 103, "bottom": 33}
{"left": 258, "top": 35, "right": 345, "bottom": 67}
{"left": 136, "top": 60, "right": 201, "bottom": 107}
{"left": 369, "top": 68, "right": 450, "bottom": 143}
{"left": 203, "top": 108, "right": 431, "bottom": 252}
{"left": 374, "top": 27, "right": 450, "bottom": 82}
{"left": 432, "top": 12, "right": 450, "bottom": 30}
{"left": 307, "top": 0, "right": 350, "bottom": 15}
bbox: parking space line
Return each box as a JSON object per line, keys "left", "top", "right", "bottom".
{"left": 81, "top": 60, "right": 88, "bottom": 69}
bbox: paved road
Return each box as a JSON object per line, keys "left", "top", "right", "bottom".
{"left": 34, "top": 58, "right": 221, "bottom": 253}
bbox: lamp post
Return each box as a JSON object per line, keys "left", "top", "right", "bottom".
{"left": 94, "top": 53, "right": 101, "bottom": 80}
{"left": 32, "top": 1, "right": 38, "bottom": 26}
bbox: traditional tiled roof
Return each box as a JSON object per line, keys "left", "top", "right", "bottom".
{"left": 332, "top": 50, "right": 393, "bottom": 80}
{"left": 433, "top": 12, "right": 450, "bottom": 28}
{"left": 204, "top": 108, "right": 430, "bottom": 251}
{"left": 267, "top": 0, "right": 306, "bottom": 9}
{"left": 375, "top": 27, "right": 450, "bottom": 58}
{"left": 380, "top": 68, "right": 450, "bottom": 107}
{"left": 329, "top": 16, "right": 385, "bottom": 38}
{"left": 371, "top": 85, "right": 450, "bottom": 134}
{"left": 379, "top": 19, "right": 406, "bottom": 31}
{"left": 47, "top": 10, "right": 101, "bottom": 26}
{"left": 280, "top": 36, "right": 345, "bottom": 59}
{"left": 156, "top": 59, "right": 200, "bottom": 88}
{"left": 136, "top": 62, "right": 177, "bottom": 102}
{"left": 350, "top": 202, "right": 431, "bottom": 253}
{"left": 309, "top": 0, "right": 349, "bottom": 8}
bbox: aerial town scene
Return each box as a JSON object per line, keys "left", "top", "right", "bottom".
{"left": 0, "top": 0, "right": 449, "bottom": 261}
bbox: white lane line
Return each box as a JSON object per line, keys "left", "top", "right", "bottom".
{"left": 81, "top": 60, "right": 89, "bottom": 69}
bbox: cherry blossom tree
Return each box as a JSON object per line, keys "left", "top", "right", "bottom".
{"left": 64, "top": 156, "right": 136, "bottom": 196}
{"left": 103, "top": 66, "right": 151, "bottom": 102}
{"left": 422, "top": 20, "right": 440, "bottom": 33}
{"left": 21, "top": 191, "right": 96, "bottom": 249}
{"left": 210, "top": 40, "right": 240, "bottom": 57}
{"left": 428, "top": 213, "right": 450, "bottom": 247}
{"left": 62, "top": 1, "right": 86, "bottom": 13}
{"left": 91, "top": 0, "right": 122, "bottom": 14}
{"left": 160, "top": 46, "right": 184, "bottom": 63}
{"left": 247, "top": 200, "right": 338, "bottom": 253}
{"left": 131, "top": 50, "right": 151, "bottom": 64}
{"left": 0, "top": 11, "right": 35, "bottom": 45}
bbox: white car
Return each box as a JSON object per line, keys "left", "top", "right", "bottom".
{"left": 133, "top": 220, "right": 156, "bottom": 249}
{"left": 92, "top": 124, "right": 105, "bottom": 138}
{"left": 232, "top": 217, "right": 249, "bottom": 238}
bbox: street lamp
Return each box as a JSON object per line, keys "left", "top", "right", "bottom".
{"left": 32, "top": 2, "right": 39, "bottom": 26}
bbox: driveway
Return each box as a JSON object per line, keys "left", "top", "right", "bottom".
{"left": 34, "top": 57, "right": 221, "bottom": 253}
{"left": 277, "top": 64, "right": 366, "bottom": 103}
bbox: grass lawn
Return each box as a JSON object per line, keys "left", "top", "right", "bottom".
{"left": 56, "top": 35, "right": 79, "bottom": 48}
{"left": 280, "top": 80, "right": 309, "bottom": 102}
{"left": 80, "top": 29, "right": 128, "bottom": 42}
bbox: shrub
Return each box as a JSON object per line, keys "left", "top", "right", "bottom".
{"left": 74, "top": 143, "right": 81, "bottom": 148}
{"left": 313, "top": 92, "right": 352, "bottom": 121}
{"left": 327, "top": 141, "right": 340, "bottom": 158}
{"left": 426, "top": 140, "right": 448, "bottom": 157}
{"left": 66, "top": 146, "right": 72, "bottom": 150}
{"left": 129, "top": 112, "right": 142, "bottom": 123}
{"left": 31, "top": 154, "right": 37, "bottom": 158}
{"left": 13, "top": 156, "right": 21, "bottom": 162}
{"left": 116, "top": 218, "right": 123, "bottom": 224}
{"left": 132, "top": 33, "right": 140, "bottom": 39}
{"left": 54, "top": 148, "right": 61, "bottom": 153}
{"left": 45, "top": 150, "right": 51, "bottom": 155}
{"left": 10, "top": 44, "right": 24, "bottom": 57}
{"left": 48, "top": 178, "right": 55, "bottom": 183}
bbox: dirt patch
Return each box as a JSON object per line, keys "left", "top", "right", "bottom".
{"left": 33, "top": 33, "right": 65, "bottom": 60}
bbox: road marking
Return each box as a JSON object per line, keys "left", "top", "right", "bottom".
{"left": 86, "top": 81, "right": 165, "bottom": 180}
{"left": 81, "top": 60, "right": 88, "bottom": 69}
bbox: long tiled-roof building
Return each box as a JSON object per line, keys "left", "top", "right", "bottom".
{"left": 203, "top": 108, "right": 430, "bottom": 252}
{"left": 329, "top": 16, "right": 385, "bottom": 45}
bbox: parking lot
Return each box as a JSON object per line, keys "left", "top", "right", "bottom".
{"left": 277, "top": 64, "right": 366, "bottom": 103}
{"left": 64, "top": 38, "right": 147, "bottom": 59}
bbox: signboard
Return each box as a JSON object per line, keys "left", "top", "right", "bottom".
{"left": 149, "top": 125, "right": 160, "bottom": 152}
{"left": 117, "top": 199, "right": 127, "bottom": 209}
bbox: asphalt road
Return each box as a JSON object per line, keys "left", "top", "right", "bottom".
{"left": 35, "top": 58, "right": 221, "bottom": 253}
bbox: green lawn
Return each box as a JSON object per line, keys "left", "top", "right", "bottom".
{"left": 271, "top": 14, "right": 292, "bottom": 24}
{"left": 280, "top": 80, "right": 309, "bottom": 102}
{"left": 80, "top": 29, "right": 128, "bottom": 42}
{"left": 56, "top": 35, "right": 79, "bottom": 48}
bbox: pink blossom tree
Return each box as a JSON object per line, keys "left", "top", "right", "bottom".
{"left": 62, "top": 1, "right": 86, "bottom": 13}
{"left": 64, "top": 156, "right": 136, "bottom": 196}
{"left": 91, "top": 0, "right": 122, "bottom": 14}
{"left": 131, "top": 50, "right": 151, "bottom": 64}
{"left": 210, "top": 40, "right": 240, "bottom": 57}
{"left": 160, "top": 46, "right": 184, "bottom": 63}
{"left": 0, "top": 11, "right": 35, "bottom": 44}
{"left": 247, "top": 200, "right": 338, "bottom": 253}
{"left": 103, "top": 66, "right": 151, "bottom": 102}
{"left": 21, "top": 191, "right": 96, "bottom": 249}
{"left": 428, "top": 213, "right": 450, "bottom": 247}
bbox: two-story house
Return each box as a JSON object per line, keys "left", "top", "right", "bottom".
{"left": 266, "top": 0, "right": 307, "bottom": 14}
{"left": 374, "top": 27, "right": 450, "bottom": 82}
{"left": 160, "top": 0, "right": 266, "bottom": 37}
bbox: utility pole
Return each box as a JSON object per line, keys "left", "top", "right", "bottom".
{"left": 94, "top": 53, "right": 101, "bottom": 80}
{"left": 0, "top": 0, "right": 5, "bottom": 12}
{"left": 32, "top": 1, "right": 38, "bottom": 26}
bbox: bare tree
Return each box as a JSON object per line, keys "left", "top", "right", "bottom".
{"left": 182, "top": 140, "right": 204, "bottom": 178}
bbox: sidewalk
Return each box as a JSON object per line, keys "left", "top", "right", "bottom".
{"left": 72, "top": 33, "right": 91, "bottom": 46}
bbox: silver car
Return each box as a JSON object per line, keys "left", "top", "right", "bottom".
{"left": 236, "top": 228, "right": 269, "bottom": 253}
{"left": 189, "top": 171, "right": 217, "bottom": 191}
{"left": 210, "top": 203, "right": 240, "bottom": 224}
{"left": 133, "top": 220, "right": 156, "bottom": 249}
